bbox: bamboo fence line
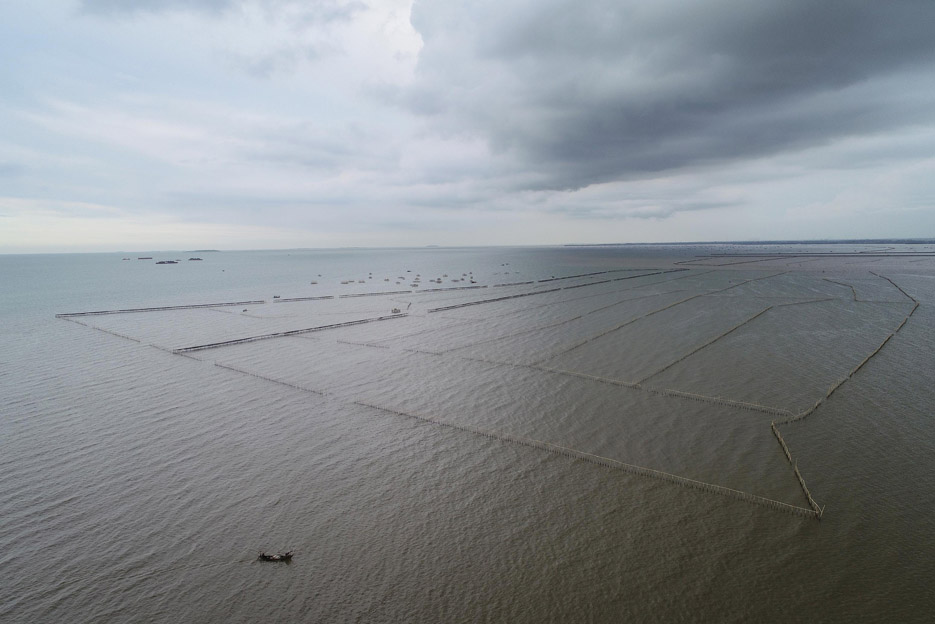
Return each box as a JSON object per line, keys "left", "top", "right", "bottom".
{"left": 609, "top": 269, "right": 687, "bottom": 282}
{"left": 636, "top": 306, "right": 774, "bottom": 384}
{"left": 494, "top": 268, "right": 671, "bottom": 289}
{"left": 674, "top": 256, "right": 786, "bottom": 267}
{"left": 273, "top": 296, "right": 335, "bottom": 302}
{"left": 420, "top": 285, "right": 488, "bottom": 292}
{"left": 214, "top": 362, "right": 326, "bottom": 395}
{"left": 822, "top": 278, "right": 859, "bottom": 301}
{"left": 55, "top": 300, "right": 266, "bottom": 317}
{"left": 793, "top": 462, "right": 823, "bottom": 515}
{"left": 431, "top": 270, "right": 687, "bottom": 312}
{"left": 580, "top": 290, "right": 684, "bottom": 317}
{"left": 451, "top": 355, "right": 793, "bottom": 419}
{"left": 771, "top": 423, "right": 793, "bottom": 464}
{"left": 60, "top": 316, "right": 142, "bottom": 343}
{"left": 538, "top": 271, "right": 790, "bottom": 365}
{"left": 428, "top": 288, "right": 565, "bottom": 312}
{"left": 339, "top": 290, "right": 414, "bottom": 298}
{"left": 533, "top": 293, "right": 705, "bottom": 363}
{"left": 533, "top": 366, "right": 639, "bottom": 389}
{"left": 773, "top": 297, "right": 837, "bottom": 307}
{"left": 532, "top": 365, "right": 794, "bottom": 417}
{"left": 535, "top": 268, "right": 650, "bottom": 283}
{"left": 643, "top": 386, "right": 793, "bottom": 417}
{"left": 469, "top": 278, "right": 686, "bottom": 326}
{"left": 336, "top": 340, "right": 391, "bottom": 349}
{"left": 493, "top": 281, "right": 536, "bottom": 287}
{"left": 173, "top": 313, "right": 410, "bottom": 353}
{"left": 434, "top": 315, "right": 586, "bottom": 355}
{"left": 354, "top": 400, "right": 817, "bottom": 518}
{"left": 768, "top": 273, "right": 920, "bottom": 518}
{"left": 869, "top": 271, "right": 917, "bottom": 303}
{"left": 562, "top": 279, "right": 614, "bottom": 290}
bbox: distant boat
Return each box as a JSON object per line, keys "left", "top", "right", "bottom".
{"left": 138, "top": 257, "right": 152, "bottom": 260}
{"left": 188, "top": 257, "right": 203, "bottom": 261}
{"left": 155, "top": 260, "right": 178, "bottom": 264}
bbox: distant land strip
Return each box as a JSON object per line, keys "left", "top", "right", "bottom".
{"left": 55, "top": 301, "right": 266, "bottom": 317}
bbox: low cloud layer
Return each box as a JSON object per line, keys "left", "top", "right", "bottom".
{"left": 1, "top": 0, "right": 934, "bottom": 251}
{"left": 406, "top": 0, "right": 935, "bottom": 189}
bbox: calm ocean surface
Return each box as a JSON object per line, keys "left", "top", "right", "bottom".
{"left": 2, "top": 244, "right": 934, "bottom": 622}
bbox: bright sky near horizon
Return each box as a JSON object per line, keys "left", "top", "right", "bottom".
{"left": 2, "top": 0, "right": 935, "bottom": 252}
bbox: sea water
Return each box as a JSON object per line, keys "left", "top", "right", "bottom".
{"left": 2, "top": 244, "right": 935, "bottom": 622}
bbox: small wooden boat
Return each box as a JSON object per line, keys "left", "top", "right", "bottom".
{"left": 258, "top": 550, "right": 294, "bottom": 562}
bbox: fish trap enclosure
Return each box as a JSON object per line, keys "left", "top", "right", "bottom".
{"left": 56, "top": 263, "right": 922, "bottom": 521}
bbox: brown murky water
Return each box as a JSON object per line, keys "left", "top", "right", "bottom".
{"left": 2, "top": 244, "right": 934, "bottom": 622}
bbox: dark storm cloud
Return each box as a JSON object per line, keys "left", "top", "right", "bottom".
{"left": 408, "top": 0, "right": 935, "bottom": 191}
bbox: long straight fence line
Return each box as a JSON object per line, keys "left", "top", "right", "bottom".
{"left": 55, "top": 300, "right": 266, "bottom": 317}
{"left": 644, "top": 387, "right": 793, "bottom": 417}
{"left": 562, "top": 279, "right": 613, "bottom": 290}
{"left": 453, "top": 353, "right": 792, "bottom": 418}
{"left": 173, "top": 313, "right": 410, "bottom": 353}
{"left": 534, "top": 293, "right": 704, "bottom": 363}
{"left": 419, "top": 285, "right": 489, "bottom": 293}
{"left": 536, "top": 271, "right": 788, "bottom": 365}
{"left": 474, "top": 272, "right": 693, "bottom": 324}
{"left": 339, "top": 290, "right": 414, "bottom": 298}
{"left": 274, "top": 296, "right": 335, "bottom": 302}
{"left": 773, "top": 297, "right": 836, "bottom": 308}
{"left": 869, "top": 270, "right": 917, "bottom": 303}
{"left": 354, "top": 401, "right": 817, "bottom": 518}
{"left": 526, "top": 365, "right": 794, "bottom": 417}
{"left": 60, "top": 316, "right": 142, "bottom": 343}
{"left": 434, "top": 286, "right": 682, "bottom": 356}
{"left": 336, "top": 340, "right": 391, "bottom": 349}
{"left": 213, "top": 362, "right": 326, "bottom": 395}
{"left": 429, "top": 270, "right": 687, "bottom": 313}
{"left": 637, "top": 306, "right": 774, "bottom": 384}
{"left": 674, "top": 256, "right": 786, "bottom": 267}
{"left": 535, "top": 268, "right": 652, "bottom": 283}
{"left": 434, "top": 315, "right": 586, "bottom": 355}
{"left": 473, "top": 268, "right": 699, "bottom": 325}
{"left": 793, "top": 462, "right": 822, "bottom": 515}
{"left": 428, "top": 287, "right": 564, "bottom": 312}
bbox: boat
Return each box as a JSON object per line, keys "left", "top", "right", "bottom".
{"left": 258, "top": 551, "right": 294, "bottom": 562}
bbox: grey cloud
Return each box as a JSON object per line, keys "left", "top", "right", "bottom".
{"left": 79, "top": 0, "right": 233, "bottom": 15}
{"left": 79, "top": 0, "right": 365, "bottom": 21}
{"left": 0, "top": 162, "right": 24, "bottom": 177}
{"left": 408, "top": 0, "right": 935, "bottom": 191}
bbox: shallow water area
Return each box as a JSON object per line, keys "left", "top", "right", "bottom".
{"left": 2, "top": 243, "right": 935, "bottom": 622}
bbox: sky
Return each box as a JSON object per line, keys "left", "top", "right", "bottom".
{"left": 2, "top": 0, "right": 935, "bottom": 252}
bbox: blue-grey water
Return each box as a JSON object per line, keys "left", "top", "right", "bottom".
{"left": 2, "top": 244, "right": 934, "bottom": 622}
